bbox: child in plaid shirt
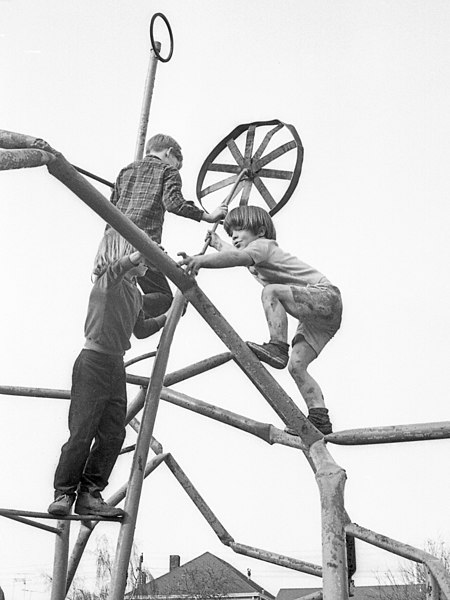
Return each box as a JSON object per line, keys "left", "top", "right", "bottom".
{"left": 110, "top": 134, "right": 227, "bottom": 317}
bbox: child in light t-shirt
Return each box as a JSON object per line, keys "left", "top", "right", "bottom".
{"left": 177, "top": 205, "right": 342, "bottom": 435}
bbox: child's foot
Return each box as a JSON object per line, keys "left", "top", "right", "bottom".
{"left": 74, "top": 491, "right": 124, "bottom": 518}
{"left": 246, "top": 340, "right": 289, "bottom": 369}
{"left": 48, "top": 492, "right": 76, "bottom": 516}
{"left": 308, "top": 407, "right": 333, "bottom": 435}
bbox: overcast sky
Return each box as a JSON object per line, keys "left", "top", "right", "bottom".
{"left": 0, "top": 1, "right": 449, "bottom": 598}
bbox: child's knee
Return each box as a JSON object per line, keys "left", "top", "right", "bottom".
{"left": 288, "top": 355, "right": 307, "bottom": 381}
{"left": 261, "top": 284, "right": 279, "bottom": 301}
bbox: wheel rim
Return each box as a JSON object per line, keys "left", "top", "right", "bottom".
{"left": 196, "top": 119, "right": 303, "bottom": 216}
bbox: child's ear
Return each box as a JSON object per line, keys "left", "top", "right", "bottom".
{"left": 257, "top": 227, "right": 266, "bottom": 238}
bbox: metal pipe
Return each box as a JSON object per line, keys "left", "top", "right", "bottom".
{"left": 163, "top": 452, "right": 234, "bottom": 545}
{"left": 426, "top": 569, "right": 440, "bottom": 600}
{"left": 310, "top": 441, "right": 349, "bottom": 600}
{"left": 0, "top": 508, "right": 119, "bottom": 522}
{"left": 125, "top": 352, "right": 233, "bottom": 421}
{"left": 0, "top": 385, "right": 70, "bottom": 399}
{"left": 346, "top": 523, "right": 450, "bottom": 599}
{"left": 109, "top": 292, "right": 185, "bottom": 600}
{"left": 0, "top": 148, "right": 55, "bottom": 170}
{"left": 0, "top": 513, "right": 59, "bottom": 534}
{"left": 229, "top": 542, "right": 322, "bottom": 578}
{"left": 198, "top": 168, "right": 248, "bottom": 255}
{"left": 160, "top": 387, "right": 307, "bottom": 450}
{"left": 65, "top": 452, "right": 167, "bottom": 592}
{"left": 124, "top": 351, "right": 157, "bottom": 368}
{"left": 50, "top": 520, "right": 70, "bottom": 600}
{"left": 326, "top": 422, "right": 450, "bottom": 445}
{"left": 134, "top": 42, "right": 161, "bottom": 161}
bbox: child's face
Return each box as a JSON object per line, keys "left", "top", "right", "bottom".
{"left": 230, "top": 228, "right": 261, "bottom": 250}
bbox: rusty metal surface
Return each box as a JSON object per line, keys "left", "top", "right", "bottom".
{"left": 109, "top": 292, "right": 185, "bottom": 600}
{"left": 65, "top": 453, "right": 167, "bottom": 591}
{"left": 230, "top": 542, "right": 322, "bottom": 578}
{"left": 50, "top": 520, "right": 70, "bottom": 600}
{"left": 346, "top": 523, "right": 450, "bottom": 599}
{"left": 327, "top": 422, "right": 450, "bottom": 445}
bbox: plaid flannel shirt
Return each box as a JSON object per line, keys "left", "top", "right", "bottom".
{"left": 110, "top": 155, "right": 204, "bottom": 243}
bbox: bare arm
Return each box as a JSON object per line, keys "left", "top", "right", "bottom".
{"left": 177, "top": 249, "right": 253, "bottom": 276}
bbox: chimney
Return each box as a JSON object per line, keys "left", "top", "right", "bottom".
{"left": 169, "top": 555, "right": 181, "bottom": 571}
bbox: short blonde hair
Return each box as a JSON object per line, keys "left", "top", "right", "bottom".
{"left": 92, "top": 229, "right": 134, "bottom": 280}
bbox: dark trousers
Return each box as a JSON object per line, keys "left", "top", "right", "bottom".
{"left": 53, "top": 349, "right": 127, "bottom": 496}
{"left": 138, "top": 268, "right": 173, "bottom": 317}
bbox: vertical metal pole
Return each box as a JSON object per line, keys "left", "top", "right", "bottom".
{"left": 50, "top": 519, "right": 70, "bottom": 600}
{"left": 426, "top": 569, "right": 440, "bottom": 599}
{"left": 311, "top": 441, "right": 349, "bottom": 600}
{"left": 108, "top": 291, "right": 185, "bottom": 600}
{"left": 134, "top": 41, "right": 161, "bottom": 161}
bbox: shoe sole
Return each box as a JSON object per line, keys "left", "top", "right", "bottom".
{"left": 48, "top": 507, "right": 71, "bottom": 516}
{"left": 74, "top": 506, "right": 125, "bottom": 518}
{"left": 246, "top": 342, "right": 288, "bottom": 369}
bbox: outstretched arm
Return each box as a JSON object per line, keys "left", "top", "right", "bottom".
{"left": 177, "top": 250, "right": 253, "bottom": 276}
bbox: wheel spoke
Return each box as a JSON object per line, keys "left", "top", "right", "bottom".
{"left": 244, "top": 125, "right": 256, "bottom": 161}
{"left": 252, "top": 123, "right": 283, "bottom": 160}
{"left": 207, "top": 163, "right": 241, "bottom": 174}
{"left": 254, "top": 140, "right": 297, "bottom": 170}
{"left": 258, "top": 167, "right": 293, "bottom": 180}
{"left": 253, "top": 176, "right": 277, "bottom": 209}
{"left": 226, "top": 139, "right": 245, "bottom": 167}
{"left": 239, "top": 179, "right": 253, "bottom": 206}
{"left": 230, "top": 180, "right": 245, "bottom": 202}
{"left": 200, "top": 174, "right": 242, "bottom": 198}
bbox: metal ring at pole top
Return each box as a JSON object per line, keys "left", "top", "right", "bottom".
{"left": 149, "top": 12, "right": 174, "bottom": 62}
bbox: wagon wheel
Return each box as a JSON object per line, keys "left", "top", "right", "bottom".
{"left": 196, "top": 119, "right": 303, "bottom": 217}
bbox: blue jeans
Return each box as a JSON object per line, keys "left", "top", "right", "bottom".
{"left": 53, "top": 349, "right": 126, "bottom": 496}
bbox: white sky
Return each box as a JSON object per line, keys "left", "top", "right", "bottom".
{"left": 0, "top": 1, "right": 449, "bottom": 598}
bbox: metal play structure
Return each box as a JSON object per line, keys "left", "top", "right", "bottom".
{"left": 1, "top": 14, "right": 450, "bottom": 600}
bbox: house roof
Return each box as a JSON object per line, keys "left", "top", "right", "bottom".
{"left": 276, "top": 584, "right": 422, "bottom": 600}
{"left": 135, "top": 552, "right": 275, "bottom": 599}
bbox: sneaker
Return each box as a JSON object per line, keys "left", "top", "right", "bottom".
{"left": 48, "top": 493, "right": 76, "bottom": 516}
{"left": 247, "top": 341, "right": 289, "bottom": 369}
{"left": 74, "top": 492, "right": 125, "bottom": 518}
{"left": 308, "top": 408, "right": 333, "bottom": 435}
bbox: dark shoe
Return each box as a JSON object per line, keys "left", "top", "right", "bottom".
{"left": 74, "top": 492, "right": 124, "bottom": 518}
{"left": 48, "top": 493, "right": 76, "bottom": 516}
{"left": 308, "top": 408, "right": 333, "bottom": 435}
{"left": 247, "top": 341, "right": 289, "bottom": 369}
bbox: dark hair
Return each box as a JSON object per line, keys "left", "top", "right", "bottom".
{"left": 145, "top": 133, "right": 183, "bottom": 165}
{"left": 223, "top": 205, "right": 276, "bottom": 240}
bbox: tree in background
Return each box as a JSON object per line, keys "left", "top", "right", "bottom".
{"left": 44, "top": 534, "right": 153, "bottom": 600}
{"left": 377, "top": 540, "right": 450, "bottom": 600}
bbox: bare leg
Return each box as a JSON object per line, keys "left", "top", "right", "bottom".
{"left": 288, "top": 339, "right": 325, "bottom": 409}
{"left": 261, "top": 284, "right": 290, "bottom": 342}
